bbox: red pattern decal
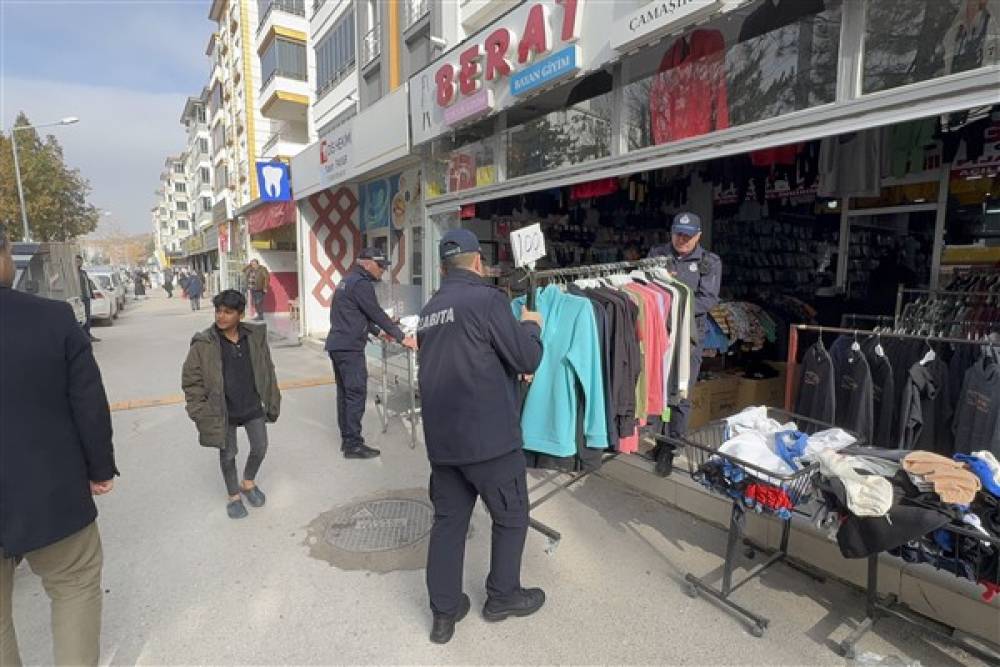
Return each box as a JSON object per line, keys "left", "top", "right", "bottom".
{"left": 307, "top": 187, "right": 360, "bottom": 307}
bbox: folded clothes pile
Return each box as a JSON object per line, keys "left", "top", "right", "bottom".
{"left": 815, "top": 448, "right": 1000, "bottom": 602}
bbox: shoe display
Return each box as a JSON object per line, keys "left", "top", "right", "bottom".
{"left": 482, "top": 587, "right": 545, "bottom": 622}
{"left": 429, "top": 594, "right": 471, "bottom": 644}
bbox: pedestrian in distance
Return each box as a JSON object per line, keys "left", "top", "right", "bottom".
{"left": 187, "top": 272, "right": 205, "bottom": 311}
{"left": 75, "top": 255, "right": 100, "bottom": 342}
{"left": 133, "top": 268, "right": 146, "bottom": 298}
{"left": 182, "top": 289, "right": 281, "bottom": 519}
{"left": 163, "top": 267, "right": 174, "bottom": 298}
{"left": 243, "top": 259, "right": 270, "bottom": 321}
{"left": 325, "top": 248, "right": 416, "bottom": 459}
{"left": 416, "top": 229, "right": 546, "bottom": 644}
{"left": 179, "top": 269, "right": 191, "bottom": 300}
{"left": 0, "top": 229, "right": 119, "bottom": 667}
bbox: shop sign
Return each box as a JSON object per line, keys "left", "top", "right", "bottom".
{"left": 510, "top": 45, "right": 580, "bottom": 96}
{"left": 409, "top": 0, "right": 619, "bottom": 146}
{"left": 951, "top": 120, "right": 1000, "bottom": 180}
{"left": 444, "top": 89, "right": 495, "bottom": 126}
{"left": 612, "top": 0, "right": 722, "bottom": 52}
{"left": 319, "top": 121, "right": 354, "bottom": 188}
{"left": 510, "top": 223, "right": 547, "bottom": 268}
{"left": 256, "top": 160, "right": 291, "bottom": 202}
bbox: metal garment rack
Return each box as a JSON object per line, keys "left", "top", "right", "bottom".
{"left": 522, "top": 257, "right": 671, "bottom": 550}
{"left": 894, "top": 286, "right": 998, "bottom": 325}
{"left": 370, "top": 339, "right": 419, "bottom": 449}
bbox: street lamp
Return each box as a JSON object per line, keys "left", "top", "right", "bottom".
{"left": 10, "top": 116, "right": 80, "bottom": 242}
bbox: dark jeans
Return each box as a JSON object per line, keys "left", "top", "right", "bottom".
{"left": 81, "top": 298, "right": 92, "bottom": 335}
{"left": 668, "top": 343, "right": 704, "bottom": 438}
{"left": 426, "top": 450, "right": 529, "bottom": 616}
{"left": 164, "top": 284, "right": 173, "bottom": 298}
{"left": 250, "top": 290, "right": 265, "bottom": 319}
{"left": 190, "top": 297, "right": 201, "bottom": 311}
{"left": 330, "top": 351, "right": 367, "bottom": 450}
{"left": 219, "top": 417, "right": 269, "bottom": 497}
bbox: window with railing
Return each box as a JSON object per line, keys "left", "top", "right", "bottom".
{"left": 258, "top": 0, "right": 305, "bottom": 28}
{"left": 176, "top": 201, "right": 188, "bottom": 212}
{"left": 211, "top": 123, "right": 227, "bottom": 152}
{"left": 196, "top": 105, "right": 207, "bottom": 124}
{"left": 261, "top": 37, "right": 308, "bottom": 87}
{"left": 214, "top": 164, "right": 229, "bottom": 193}
{"left": 199, "top": 137, "right": 210, "bottom": 154}
{"left": 177, "top": 219, "right": 190, "bottom": 231}
{"left": 202, "top": 196, "right": 213, "bottom": 214}
{"left": 174, "top": 182, "right": 187, "bottom": 193}
{"left": 208, "top": 83, "right": 223, "bottom": 117}
{"left": 173, "top": 162, "right": 184, "bottom": 174}
{"left": 362, "top": 25, "right": 381, "bottom": 66}
{"left": 200, "top": 167, "right": 211, "bottom": 183}
{"left": 404, "top": 0, "right": 429, "bottom": 29}
{"left": 316, "top": 9, "right": 356, "bottom": 96}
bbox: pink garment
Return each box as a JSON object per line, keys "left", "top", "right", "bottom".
{"left": 626, "top": 284, "right": 667, "bottom": 418}
{"left": 618, "top": 426, "right": 640, "bottom": 454}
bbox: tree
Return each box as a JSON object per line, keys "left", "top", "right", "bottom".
{"left": 0, "top": 112, "right": 100, "bottom": 241}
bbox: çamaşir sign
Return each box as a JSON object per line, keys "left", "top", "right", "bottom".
{"left": 612, "top": 0, "right": 723, "bottom": 52}
{"left": 433, "top": 0, "right": 584, "bottom": 119}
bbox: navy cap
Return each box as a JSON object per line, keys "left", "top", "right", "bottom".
{"left": 671, "top": 212, "right": 702, "bottom": 236}
{"left": 358, "top": 247, "right": 390, "bottom": 268}
{"left": 439, "top": 229, "right": 480, "bottom": 260}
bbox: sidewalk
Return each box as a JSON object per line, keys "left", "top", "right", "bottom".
{"left": 10, "top": 294, "right": 991, "bottom": 665}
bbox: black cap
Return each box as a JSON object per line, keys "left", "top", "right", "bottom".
{"left": 439, "top": 229, "right": 480, "bottom": 260}
{"left": 358, "top": 247, "right": 390, "bottom": 268}
{"left": 671, "top": 212, "right": 702, "bottom": 236}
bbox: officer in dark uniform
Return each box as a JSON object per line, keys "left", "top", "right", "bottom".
{"left": 325, "top": 248, "right": 416, "bottom": 459}
{"left": 649, "top": 212, "right": 722, "bottom": 473}
{"left": 417, "top": 229, "right": 545, "bottom": 644}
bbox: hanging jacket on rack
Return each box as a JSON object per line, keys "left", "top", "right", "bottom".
{"left": 897, "top": 358, "right": 953, "bottom": 454}
{"left": 513, "top": 286, "right": 609, "bottom": 458}
{"left": 796, "top": 341, "right": 836, "bottom": 424}
{"left": 650, "top": 29, "right": 729, "bottom": 145}
{"left": 835, "top": 345, "right": 875, "bottom": 445}
{"left": 864, "top": 341, "right": 895, "bottom": 448}
{"left": 953, "top": 356, "right": 1000, "bottom": 456}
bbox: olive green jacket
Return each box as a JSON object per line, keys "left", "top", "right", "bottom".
{"left": 181, "top": 323, "right": 281, "bottom": 449}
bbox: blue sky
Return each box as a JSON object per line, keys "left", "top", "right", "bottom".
{"left": 2, "top": 0, "right": 214, "bottom": 234}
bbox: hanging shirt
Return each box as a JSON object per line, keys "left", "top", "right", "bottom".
{"left": 834, "top": 346, "right": 874, "bottom": 444}
{"left": 626, "top": 284, "right": 667, "bottom": 418}
{"left": 898, "top": 359, "right": 954, "bottom": 453}
{"left": 796, "top": 341, "right": 836, "bottom": 424}
{"left": 864, "top": 343, "right": 895, "bottom": 448}
{"left": 650, "top": 29, "right": 729, "bottom": 145}
{"left": 513, "top": 286, "right": 608, "bottom": 457}
{"left": 952, "top": 356, "right": 1000, "bottom": 456}
{"left": 818, "top": 130, "right": 882, "bottom": 198}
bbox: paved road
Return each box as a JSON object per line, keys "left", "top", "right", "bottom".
{"left": 10, "top": 294, "right": 987, "bottom": 665}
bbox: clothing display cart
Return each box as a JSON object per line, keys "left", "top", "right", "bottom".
{"left": 655, "top": 408, "right": 835, "bottom": 637}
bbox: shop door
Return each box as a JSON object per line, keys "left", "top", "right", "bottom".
{"left": 845, "top": 211, "right": 935, "bottom": 312}
{"left": 426, "top": 210, "right": 461, "bottom": 299}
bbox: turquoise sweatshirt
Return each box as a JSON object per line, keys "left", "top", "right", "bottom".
{"left": 513, "top": 285, "right": 609, "bottom": 457}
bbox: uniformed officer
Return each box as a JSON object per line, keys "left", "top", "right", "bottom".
{"left": 417, "top": 229, "right": 545, "bottom": 644}
{"left": 325, "top": 248, "right": 416, "bottom": 459}
{"left": 649, "top": 212, "right": 722, "bottom": 473}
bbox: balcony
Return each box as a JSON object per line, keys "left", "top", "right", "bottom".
{"left": 260, "top": 75, "right": 310, "bottom": 122}
{"left": 362, "top": 26, "right": 381, "bottom": 67}
{"left": 404, "top": 0, "right": 429, "bottom": 29}
{"left": 258, "top": 0, "right": 305, "bottom": 31}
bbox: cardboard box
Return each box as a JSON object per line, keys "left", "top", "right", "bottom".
{"left": 708, "top": 377, "right": 741, "bottom": 421}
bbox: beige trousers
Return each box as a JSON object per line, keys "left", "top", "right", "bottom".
{"left": 0, "top": 522, "right": 103, "bottom": 667}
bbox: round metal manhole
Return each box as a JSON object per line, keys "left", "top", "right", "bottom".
{"left": 323, "top": 498, "right": 433, "bottom": 553}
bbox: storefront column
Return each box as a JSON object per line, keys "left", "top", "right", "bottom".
{"left": 930, "top": 163, "right": 952, "bottom": 290}
{"left": 836, "top": 198, "right": 850, "bottom": 289}
{"left": 835, "top": 0, "right": 865, "bottom": 104}
{"left": 611, "top": 62, "right": 624, "bottom": 157}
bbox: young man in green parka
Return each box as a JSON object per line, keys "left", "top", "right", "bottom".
{"left": 182, "top": 290, "right": 281, "bottom": 518}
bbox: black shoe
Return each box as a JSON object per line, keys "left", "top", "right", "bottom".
{"left": 430, "top": 594, "right": 471, "bottom": 644}
{"left": 241, "top": 485, "right": 266, "bottom": 508}
{"left": 482, "top": 588, "right": 545, "bottom": 622}
{"left": 343, "top": 445, "right": 381, "bottom": 459}
{"left": 226, "top": 499, "right": 248, "bottom": 519}
{"left": 655, "top": 443, "right": 677, "bottom": 477}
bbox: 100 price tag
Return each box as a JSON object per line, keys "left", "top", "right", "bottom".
{"left": 510, "top": 223, "right": 547, "bottom": 268}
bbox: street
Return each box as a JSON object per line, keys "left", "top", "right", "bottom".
{"left": 8, "top": 294, "right": 988, "bottom": 666}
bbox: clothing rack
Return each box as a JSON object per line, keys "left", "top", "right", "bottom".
{"left": 783, "top": 324, "right": 997, "bottom": 413}
{"left": 894, "top": 286, "right": 998, "bottom": 329}
{"left": 839, "top": 314, "right": 894, "bottom": 329}
{"left": 521, "top": 257, "right": 670, "bottom": 549}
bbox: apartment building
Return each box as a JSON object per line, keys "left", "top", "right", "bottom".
{"left": 151, "top": 155, "right": 190, "bottom": 265}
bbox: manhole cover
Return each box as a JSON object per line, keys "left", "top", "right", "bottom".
{"left": 323, "top": 498, "right": 433, "bottom": 553}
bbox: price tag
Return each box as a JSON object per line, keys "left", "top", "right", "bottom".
{"left": 510, "top": 223, "right": 547, "bottom": 268}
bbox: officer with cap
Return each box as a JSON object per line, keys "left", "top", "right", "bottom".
{"left": 417, "top": 229, "right": 545, "bottom": 644}
{"left": 649, "top": 212, "right": 722, "bottom": 472}
{"left": 326, "top": 248, "right": 416, "bottom": 459}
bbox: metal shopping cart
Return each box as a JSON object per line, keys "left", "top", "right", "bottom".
{"left": 367, "top": 338, "right": 420, "bottom": 449}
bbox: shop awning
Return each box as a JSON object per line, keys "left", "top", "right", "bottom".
{"left": 247, "top": 200, "right": 295, "bottom": 235}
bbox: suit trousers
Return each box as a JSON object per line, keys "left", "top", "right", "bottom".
{"left": 0, "top": 522, "right": 103, "bottom": 667}
{"left": 426, "top": 450, "right": 529, "bottom": 617}
{"left": 330, "top": 351, "right": 367, "bottom": 450}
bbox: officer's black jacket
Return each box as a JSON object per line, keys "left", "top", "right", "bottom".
{"left": 325, "top": 265, "right": 405, "bottom": 351}
{"left": 417, "top": 269, "right": 542, "bottom": 465}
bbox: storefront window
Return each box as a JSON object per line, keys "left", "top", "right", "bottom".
{"left": 623, "top": 0, "right": 842, "bottom": 151}
{"left": 424, "top": 118, "right": 497, "bottom": 200}
{"left": 503, "top": 72, "right": 614, "bottom": 179}
{"left": 863, "top": 0, "right": 1000, "bottom": 94}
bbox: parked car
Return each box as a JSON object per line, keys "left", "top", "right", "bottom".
{"left": 91, "top": 274, "right": 120, "bottom": 320}
{"left": 87, "top": 265, "right": 126, "bottom": 312}
{"left": 11, "top": 242, "right": 87, "bottom": 326}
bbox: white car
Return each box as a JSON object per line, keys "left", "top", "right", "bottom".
{"left": 88, "top": 266, "right": 126, "bottom": 312}
{"left": 89, "top": 276, "right": 118, "bottom": 324}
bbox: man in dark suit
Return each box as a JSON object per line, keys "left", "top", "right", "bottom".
{"left": 0, "top": 229, "right": 119, "bottom": 667}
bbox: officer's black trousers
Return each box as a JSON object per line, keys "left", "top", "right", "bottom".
{"left": 426, "top": 450, "right": 529, "bottom": 616}
{"left": 329, "top": 351, "right": 367, "bottom": 450}
{"left": 669, "top": 343, "right": 704, "bottom": 439}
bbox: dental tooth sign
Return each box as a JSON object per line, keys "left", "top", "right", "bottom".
{"left": 256, "top": 161, "right": 291, "bottom": 201}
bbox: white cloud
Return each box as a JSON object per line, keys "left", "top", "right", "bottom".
{"left": 3, "top": 77, "right": 190, "bottom": 235}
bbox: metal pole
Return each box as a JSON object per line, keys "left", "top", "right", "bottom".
{"left": 10, "top": 128, "right": 30, "bottom": 242}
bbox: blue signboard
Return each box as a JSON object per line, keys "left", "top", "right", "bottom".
{"left": 256, "top": 160, "right": 291, "bottom": 202}
{"left": 510, "top": 45, "right": 580, "bottom": 97}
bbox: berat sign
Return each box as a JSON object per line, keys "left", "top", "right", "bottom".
{"left": 434, "top": 0, "right": 583, "bottom": 109}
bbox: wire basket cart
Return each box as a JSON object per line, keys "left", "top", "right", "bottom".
{"left": 656, "top": 408, "right": 839, "bottom": 637}
{"left": 367, "top": 338, "right": 420, "bottom": 449}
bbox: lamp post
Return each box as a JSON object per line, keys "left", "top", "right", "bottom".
{"left": 10, "top": 116, "right": 80, "bottom": 242}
